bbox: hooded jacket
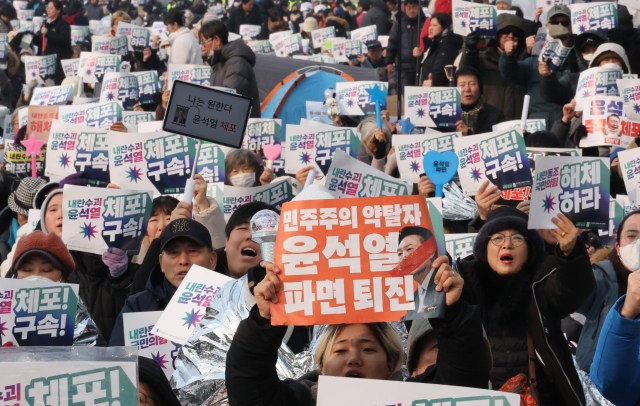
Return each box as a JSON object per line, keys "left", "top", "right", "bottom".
{"left": 419, "top": 30, "right": 463, "bottom": 86}
{"left": 168, "top": 26, "right": 203, "bottom": 65}
{"left": 209, "top": 40, "right": 261, "bottom": 118}
{"left": 360, "top": 0, "right": 391, "bottom": 36}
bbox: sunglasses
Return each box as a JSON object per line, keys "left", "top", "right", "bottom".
{"left": 549, "top": 19, "right": 570, "bottom": 27}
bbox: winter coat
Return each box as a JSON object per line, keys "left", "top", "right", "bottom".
{"left": 209, "top": 39, "right": 261, "bottom": 118}
{"left": 168, "top": 27, "right": 202, "bottom": 65}
{"left": 0, "top": 19, "right": 12, "bottom": 34}
{"left": 418, "top": 31, "right": 463, "bottom": 86}
{"left": 384, "top": 11, "right": 426, "bottom": 74}
{"left": 226, "top": 5, "right": 262, "bottom": 34}
{"left": 466, "top": 102, "right": 506, "bottom": 135}
{"left": 32, "top": 16, "right": 73, "bottom": 85}
{"left": 590, "top": 295, "right": 640, "bottom": 406}
{"left": 226, "top": 299, "right": 491, "bottom": 406}
{"left": 6, "top": 51, "right": 24, "bottom": 110}
{"left": 456, "top": 243, "right": 595, "bottom": 406}
{"left": 360, "top": 0, "right": 391, "bottom": 36}
{"left": 0, "top": 69, "right": 12, "bottom": 111}
{"left": 0, "top": 207, "right": 14, "bottom": 264}
{"left": 499, "top": 53, "right": 564, "bottom": 127}
{"left": 109, "top": 266, "right": 174, "bottom": 346}
{"left": 84, "top": 3, "right": 105, "bottom": 21}
{"left": 0, "top": 222, "right": 28, "bottom": 277}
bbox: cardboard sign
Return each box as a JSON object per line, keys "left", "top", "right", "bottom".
{"left": 167, "top": 64, "right": 213, "bottom": 88}
{"left": 336, "top": 81, "right": 388, "bottom": 116}
{"left": 122, "top": 111, "right": 155, "bottom": 127}
{"left": 61, "top": 59, "right": 79, "bottom": 78}
{"left": 404, "top": 87, "right": 461, "bottom": 129}
{"left": 221, "top": 178, "right": 294, "bottom": 220}
{"left": 24, "top": 55, "right": 57, "bottom": 84}
{"left": 445, "top": 233, "right": 477, "bottom": 262}
{"left": 452, "top": 0, "right": 498, "bottom": 39}
{"left": 100, "top": 73, "right": 139, "bottom": 111}
{"left": 163, "top": 80, "right": 251, "bottom": 148}
{"left": 325, "top": 150, "right": 410, "bottom": 198}
{"left": 0, "top": 279, "right": 79, "bottom": 347}
{"left": 492, "top": 119, "right": 546, "bottom": 134}
{"left": 27, "top": 105, "right": 59, "bottom": 142}
{"left": 91, "top": 35, "right": 128, "bottom": 56}
{"left": 570, "top": 2, "right": 617, "bottom": 37}
{"left": 454, "top": 129, "right": 532, "bottom": 195}
{"left": 618, "top": 147, "right": 640, "bottom": 207}
{"left": 78, "top": 52, "right": 121, "bottom": 83}
{"left": 132, "top": 71, "right": 160, "bottom": 105}
{"left": 350, "top": 25, "right": 378, "bottom": 47}
{"left": 61, "top": 185, "right": 153, "bottom": 255}
{"left": 239, "top": 24, "right": 261, "bottom": 40}
{"left": 538, "top": 36, "right": 571, "bottom": 73}
{"left": 575, "top": 66, "right": 623, "bottom": 111}
{"left": 58, "top": 101, "right": 123, "bottom": 129}
{"left": 273, "top": 34, "right": 304, "bottom": 57}
{"left": 247, "top": 40, "right": 273, "bottom": 54}
{"left": 598, "top": 198, "right": 624, "bottom": 248}
{"left": 528, "top": 156, "right": 610, "bottom": 229}
{"left": 30, "top": 85, "right": 73, "bottom": 106}
{"left": 311, "top": 27, "right": 335, "bottom": 49}
{"left": 271, "top": 195, "right": 445, "bottom": 325}
{"left": 392, "top": 132, "right": 461, "bottom": 182}
{"left": 116, "top": 21, "right": 151, "bottom": 52}
{"left": 151, "top": 265, "right": 232, "bottom": 344}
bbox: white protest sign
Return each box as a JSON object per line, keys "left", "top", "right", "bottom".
{"left": 91, "top": 35, "right": 129, "bottom": 56}
{"left": 24, "top": 55, "right": 57, "bottom": 84}
{"left": 452, "top": 0, "right": 498, "bottom": 39}
{"left": 272, "top": 33, "right": 303, "bottom": 57}
{"left": 404, "top": 86, "right": 461, "bottom": 129}
{"left": 100, "top": 72, "right": 140, "bottom": 111}
{"left": 580, "top": 96, "right": 638, "bottom": 148}
{"left": 30, "top": 85, "right": 74, "bottom": 106}
{"left": 167, "top": 64, "right": 213, "bottom": 87}
{"left": 221, "top": 178, "right": 295, "bottom": 220}
{"left": 393, "top": 132, "right": 461, "bottom": 182}
{"left": 575, "top": 66, "right": 623, "bottom": 111}
{"left": 538, "top": 36, "right": 571, "bottom": 73}
{"left": 492, "top": 119, "right": 546, "bottom": 134}
{"left": 26, "top": 209, "right": 40, "bottom": 235}
{"left": 531, "top": 26, "right": 546, "bottom": 56}
{"left": 61, "top": 59, "right": 79, "bottom": 78}
{"left": 350, "top": 25, "right": 377, "bottom": 46}
{"left": 247, "top": 40, "right": 273, "bottom": 54}
{"left": 70, "top": 25, "right": 90, "bottom": 46}
{"left": 570, "top": 2, "right": 617, "bottom": 37}
{"left": 311, "top": 27, "right": 335, "bottom": 48}
{"left": 618, "top": 148, "right": 640, "bottom": 208}
{"left": 336, "top": 81, "right": 388, "bottom": 116}
{"left": 122, "top": 111, "right": 155, "bottom": 127}
{"left": 239, "top": 24, "right": 261, "bottom": 40}
{"left": 305, "top": 101, "right": 332, "bottom": 125}
{"left": 445, "top": 233, "right": 477, "bottom": 261}
{"left": 269, "top": 30, "right": 293, "bottom": 47}
{"left": 78, "top": 52, "right": 121, "bottom": 83}
{"left": 116, "top": 21, "right": 151, "bottom": 52}
{"left": 378, "top": 35, "right": 389, "bottom": 48}
{"left": 617, "top": 78, "right": 640, "bottom": 106}
{"left": 58, "top": 101, "right": 124, "bottom": 129}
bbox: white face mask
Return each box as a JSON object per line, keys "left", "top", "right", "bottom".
{"left": 23, "top": 274, "right": 62, "bottom": 283}
{"left": 20, "top": 55, "right": 26, "bottom": 63}
{"left": 601, "top": 62, "right": 622, "bottom": 70}
{"left": 619, "top": 239, "right": 640, "bottom": 272}
{"left": 230, "top": 172, "right": 255, "bottom": 188}
{"left": 582, "top": 53, "right": 593, "bottom": 61}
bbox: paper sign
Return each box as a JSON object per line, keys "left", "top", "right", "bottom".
{"left": 61, "top": 185, "right": 153, "bottom": 255}
{"left": 616, "top": 78, "right": 640, "bottom": 106}
{"left": 123, "top": 311, "right": 181, "bottom": 379}
{"left": 336, "top": 81, "right": 388, "bottom": 116}
{"left": 239, "top": 24, "right": 261, "bottom": 40}
{"left": 538, "top": 36, "right": 571, "bottom": 73}
{"left": 242, "top": 118, "right": 283, "bottom": 161}
{"left": 0, "top": 278, "right": 79, "bottom": 347}
{"left": 30, "top": 85, "right": 73, "bottom": 106}
{"left": 379, "top": 35, "right": 389, "bottom": 48}
{"left": 151, "top": 265, "right": 232, "bottom": 344}
{"left": 100, "top": 73, "right": 139, "bottom": 111}
{"left": 404, "top": 87, "right": 461, "bottom": 128}
{"left": 330, "top": 38, "right": 348, "bottom": 62}
{"left": 61, "top": 59, "right": 79, "bottom": 78}
{"left": 531, "top": 26, "right": 546, "bottom": 56}
{"left": 343, "top": 39, "right": 367, "bottom": 61}
{"left": 351, "top": 25, "right": 378, "bottom": 46}
{"left": 537, "top": 0, "right": 571, "bottom": 13}
{"left": 452, "top": 0, "right": 498, "bottom": 39}
{"left": 575, "top": 66, "right": 623, "bottom": 111}
{"left": 492, "top": 119, "right": 546, "bottom": 133}
{"left": 528, "top": 156, "right": 610, "bottom": 229}
{"left": 392, "top": 132, "right": 461, "bottom": 182}
{"left": 247, "top": 40, "right": 273, "bottom": 54}
{"left": 570, "top": 2, "right": 617, "bottom": 37}
{"left": 78, "top": 52, "right": 121, "bottom": 83}
{"left": 269, "top": 30, "right": 293, "bottom": 47}
{"left": 122, "top": 111, "right": 155, "bottom": 127}
{"left": 221, "top": 178, "right": 294, "bottom": 220}
{"left": 27, "top": 105, "right": 59, "bottom": 142}
{"left": 311, "top": 27, "right": 335, "bottom": 49}
{"left": 3, "top": 141, "right": 45, "bottom": 176}
{"left": 598, "top": 198, "right": 624, "bottom": 248}
{"left": 91, "top": 35, "right": 129, "bottom": 56}
{"left": 580, "top": 96, "right": 635, "bottom": 148}
{"left": 116, "top": 21, "right": 151, "bottom": 52}
{"left": 273, "top": 34, "right": 303, "bottom": 57}
{"left": 27, "top": 209, "right": 40, "bottom": 235}
{"left": 445, "top": 233, "right": 477, "bottom": 262}
{"left": 271, "top": 195, "right": 445, "bottom": 325}
{"left": 24, "top": 55, "right": 57, "bottom": 84}
{"left": 59, "top": 101, "right": 123, "bottom": 129}
{"left": 618, "top": 148, "right": 640, "bottom": 207}
{"left": 70, "top": 25, "right": 90, "bottom": 46}
{"left": 325, "top": 150, "right": 410, "bottom": 198}
{"left": 131, "top": 71, "right": 160, "bottom": 105}
{"left": 167, "top": 64, "right": 213, "bottom": 87}
{"left": 454, "top": 129, "right": 532, "bottom": 195}
{"left": 13, "top": 1, "right": 28, "bottom": 10}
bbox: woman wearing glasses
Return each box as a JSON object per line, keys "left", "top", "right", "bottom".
{"left": 456, "top": 206, "right": 594, "bottom": 406}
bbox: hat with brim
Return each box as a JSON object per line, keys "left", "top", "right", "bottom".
{"left": 8, "top": 177, "right": 46, "bottom": 217}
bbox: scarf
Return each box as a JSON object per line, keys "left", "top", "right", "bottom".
{"left": 461, "top": 96, "right": 484, "bottom": 135}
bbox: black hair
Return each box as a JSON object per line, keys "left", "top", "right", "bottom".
{"left": 359, "top": 0, "right": 370, "bottom": 11}
{"left": 455, "top": 66, "right": 483, "bottom": 94}
{"left": 385, "top": 0, "right": 397, "bottom": 5}
{"left": 151, "top": 195, "right": 179, "bottom": 218}
{"left": 261, "top": 0, "right": 275, "bottom": 9}
{"left": 524, "top": 131, "right": 563, "bottom": 149}
{"left": 0, "top": 4, "right": 17, "bottom": 19}
{"left": 398, "top": 226, "right": 433, "bottom": 245}
{"left": 241, "top": 0, "right": 252, "bottom": 4}
{"left": 616, "top": 210, "right": 640, "bottom": 245}
{"left": 163, "top": 10, "right": 184, "bottom": 26}
{"left": 200, "top": 20, "right": 229, "bottom": 45}
{"left": 405, "top": 0, "right": 419, "bottom": 7}
{"left": 224, "top": 201, "right": 280, "bottom": 238}
{"left": 431, "top": 12, "right": 452, "bottom": 31}
{"left": 48, "top": 0, "right": 63, "bottom": 11}
{"left": 510, "top": 6, "right": 524, "bottom": 19}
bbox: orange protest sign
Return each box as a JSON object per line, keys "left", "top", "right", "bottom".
{"left": 26, "top": 105, "right": 59, "bottom": 142}
{"left": 271, "top": 195, "right": 445, "bottom": 326}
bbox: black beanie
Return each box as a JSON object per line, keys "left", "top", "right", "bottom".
{"left": 138, "top": 357, "right": 182, "bottom": 406}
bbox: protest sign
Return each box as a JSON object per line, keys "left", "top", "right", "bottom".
{"left": 3, "top": 141, "right": 45, "bottom": 176}
{"left": 325, "top": 150, "right": 410, "bottom": 198}
{"left": 579, "top": 96, "right": 635, "bottom": 148}
{"left": 59, "top": 101, "right": 123, "bottom": 129}
{"left": 108, "top": 132, "right": 226, "bottom": 194}
{"left": 132, "top": 71, "right": 160, "bottom": 105}
{"left": 152, "top": 265, "right": 232, "bottom": 344}
{"left": 123, "top": 311, "right": 181, "bottom": 379}
{"left": 445, "top": 233, "right": 477, "bottom": 262}
{"left": 378, "top": 35, "right": 389, "bottom": 47}
{"left": 19, "top": 20, "right": 34, "bottom": 33}
{"left": 617, "top": 148, "right": 640, "bottom": 207}
{"left": 404, "top": 86, "right": 461, "bottom": 129}
{"left": 350, "top": 25, "right": 378, "bottom": 46}
{"left": 138, "top": 121, "right": 164, "bottom": 133}
{"left": 167, "top": 64, "right": 213, "bottom": 87}
{"left": 316, "top": 376, "right": 520, "bottom": 406}
{"left": 116, "top": 21, "right": 151, "bottom": 52}
{"left": 91, "top": 35, "right": 129, "bottom": 56}
{"left": 19, "top": 108, "right": 28, "bottom": 129}
{"left": 61, "top": 59, "right": 79, "bottom": 78}
{"left": 305, "top": 101, "right": 332, "bottom": 125}
{"left": 531, "top": 26, "right": 546, "bottom": 56}
{"left": 616, "top": 78, "right": 640, "bottom": 106}
{"left": 570, "top": 2, "right": 617, "bottom": 37}
{"left": 336, "top": 81, "right": 388, "bottom": 116}
{"left": 45, "top": 121, "right": 110, "bottom": 185}
{"left": 392, "top": 132, "right": 461, "bottom": 182}
{"left": 151, "top": 21, "right": 167, "bottom": 35}
{"left": 24, "top": 55, "right": 57, "bottom": 84}
{"left": 492, "top": 119, "right": 546, "bottom": 133}
{"left": 598, "top": 198, "right": 624, "bottom": 248}
{"left": 100, "top": 72, "right": 139, "bottom": 110}
{"left": 311, "top": 27, "right": 335, "bottom": 48}
{"left": 0, "top": 278, "right": 79, "bottom": 347}
{"left": 528, "top": 156, "right": 610, "bottom": 229}
{"left": 0, "top": 40, "right": 7, "bottom": 70}
{"left": 283, "top": 124, "right": 361, "bottom": 175}
{"left": 17, "top": 9, "right": 34, "bottom": 21}
{"left": 27, "top": 209, "right": 40, "bottom": 235}
{"left": 242, "top": 118, "right": 283, "bottom": 160}
{"left": 273, "top": 34, "right": 304, "bottom": 57}
{"left": 575, "top": 66, "right": 623, "bottom": 110}
{"left": 452, "top": 0, "right": 498, "bottom": 39}
{"left": 122, "top": 111, "right": 155, "bottom": 127}
{"left": 239, "top": 24, "right": 261, "bottom": 40}
{"left": 32, "top": 16, "right": 44, "bottom": 32}
{"left": 330, "top": 38, "right": 349, "bottom": 62}
{"left": 537, "top": 0, "right": 571, "bottom": 13}
{"left": 221, "top": 178, "right": 295, "bottom": 220}
{"left": 30, "top": 85, "right": 73, "bottom": 106}
{"left": 269, "top": 30, "right": 293, "bottom": 46}
{"left": 271, "top": 195, "right": 445, "bottom": 325}
{"left": 12, "top": 0, "right": 27, "bottom": 9}
{"left": 454, "top": 129, "right": 532, "bottom": 195}
{"left": 61, "top": 185, "right": 153, "bottom": 255}
{"left": 78, "top": 52, "right": 121, "bottom": 83}
{"left": 71, "top": 25, "right": 90, "bottom": 46}
{"left": 27, "top": 105, "right": 59, "bottom": 142}
{"left": 344, "top": 39, "right": 367, "bottom": 61}
{"left": 247, "top": 40, "right": 273, "bottom": 54}
{"left": 538, "top": 36, "right": 571, "bottom": 73}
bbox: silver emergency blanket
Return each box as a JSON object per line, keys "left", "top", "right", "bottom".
{"left": 170, "top": 276, "right": 316, "bottom": 406}
{"left": 443, "top": 181, "right": 478, "bottom": 221}
{"left": 73, "top": 297, "right": 99, "bottom": 346}
{"left": 574, "top": 357, "right": 613, "bottom": 406}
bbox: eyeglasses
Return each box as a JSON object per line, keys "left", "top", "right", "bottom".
{"left": 489, "top": 233, "right": 527, "bottom": 247}
{"left": 199, "top": 38, "right": 212, "bottom": 46}
{"left": 139, "top": 392, "right": 157, "bottom": 406}
{"left": 549, "top": 19, "right": 570, "bottom": 27}
{"left": 621, "top": 231, "right": 639, "bottom": 244}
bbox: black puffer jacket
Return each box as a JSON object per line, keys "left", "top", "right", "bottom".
{"left": 360, "top": 0, "right": 391, "bottom": 35}
{"left": 384, "top": 10, "right": 426, "bottom": 74}
{"left": 419, "top": 30, "right": 463, "bottom": 86}
{"left": 226, "top": 4, "right": 262, "bottom": 34}
{"left": 32, "top": 16, "right": 73, "bottom": 85}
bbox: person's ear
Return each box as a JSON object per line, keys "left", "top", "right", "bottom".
{"left": 224, "top": 237, "right": 229, "bottom": 252}
{"left": 209, "top": 250, "right": 217, "bottom": 269}
{"left": 159, "top": 254, "right": 164, "bottom": 273}
{"left": 615, "top": 242, "right": 620, "bottom": 258}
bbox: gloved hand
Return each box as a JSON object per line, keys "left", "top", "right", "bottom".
{"left": 102, "top": 247, "right": 129, "bottom": 278}
{"left": 27, "top": 79, "right": 38, "bottom": 94}
{"left": 41, "top": 26, "right": 48, "bottom": 35}
{"left": 464, "top": 30, "right": 480, "bottom": 53}
{"left": 59, "top": 172, "right": 89, "bottom": 188}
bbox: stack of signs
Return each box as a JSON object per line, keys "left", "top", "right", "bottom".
{"left": 61, "top": 185, "right": 153, "bottom": 255}
{"left": 24, "top": 55, "right": 57, "bottom": 84}
{"left": 492, "top": 119, "right": 546, "bottom": 133}
{"left": 575, "top": 66, "right": 623, "bottom": 110}
{"left": 393, "top": 132, "right": 461, "bottom": 182}
{"left": 617, "top": 78, "right": 640, "bottom": 120}
{"left": 538, "top": 36, "right": 571, "bottom": 73}
{"left": 570, "top": 2, "right": 617, "bottom": 37}
{"left": 598, "top": 197, "right": 624, "bottom": 248}
{"left": 71, "top": 26, "right": 90, "bottom": 46}
{"left": 350, "top": 25, "right": 378, "bottom": 47}
{"left": 445, "top": 233, "right": 477, "bottom": 261}
{"left": 528, "top": 157, "right": 610, "bottom": 229}
{"left": 283, "top": 125, "right": 361, "bottom": 175}
{"left": 222, "top": 179, "right": 295, "bottom": 220}
{"left": 167, "top": 64, "right": 213, "bottom": 87}
{"left": 59, "top": 101, "right": 123, "bottom": 129}
{"left": 116, "top": 21, "right": 151, "bottom": 52}
{"left": 247, "top": 40, "right": 273, "bottom": 54}
{"left": 61, "top": 59, "right": 79, "bottom": 78}
{"left": 100, "top": 73, "right": 140, "bottom": 110}
{"left": 107, "top": 132, "right": 226, "bottom": 194}
{"left": 617, "top": 148, "right": 640, "bottom": 208}
{"left": 29, "top": 85, "right": 74, "bottom": 106}
{"left": 92, "top": 35, "right": 129, "bottom": 56}
{"left": 336, "top": 81, "right": 388, "bottom": 116}
{"left": 78, "top": 52, "right": 121, "bottom": 83}
{"left": 404, "top": 87, "right": 461, "bottom": 129}
{"left": 0, "top": 279, "right": 79, "bottom": 346}
{"left": 580, "top": 96, "right": 638, "bottom": 148}
{"left": 273, "top": 34, "right": 304, "bottom": 57}
{"left": 242, "top": 118, "right": 284, "bottom": 172}
{"left": 311, "top": 27, "right": 336, "bottom": 49}
{"left": 239, "top": 24, "right": 261, "bottom": 40}
{"left": 325, "top": 150, "right": 410, "bottom": 198}
{"left": 45, "top": 121, "right": 110, "bottom": 185}
{"left": 452, "top": 0, "right": 498, "bottom": 39}
{"left": 132, "top": 71, "right": 160, "bottom": 105}
{"left": 531, "top": 27, "right": 546, "bottom": 56}
{"left": 454, "top": 129, "right": 532, "bottom": 195}
{"left": 122, "top": 111, "right": 155, "bottom": 127}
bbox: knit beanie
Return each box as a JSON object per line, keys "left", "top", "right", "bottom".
{"left": 10, "top": 231, "right": 75, "bottom": 280}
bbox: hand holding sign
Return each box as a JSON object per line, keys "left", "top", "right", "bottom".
{"left": 22, "top": 132, "right": 45, "bottom": 178}
{"left": 432, "top": 255, "right": 463, "bottom": 306}
{"left": 263, "top": 144, "right": 282, "bottom": 170}
{"left": 423, "top": 150, "right": 458, "bottom": 197}
{"left": 550, "top": 213, "right": 580, "bottom": 257}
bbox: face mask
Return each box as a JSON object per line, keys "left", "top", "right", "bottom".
{"left": 230, "top": 172, "right": 255, "bottom": 188}
{"left": 619, "top": 239, "right": 640, "bottom": 272}
{"left": 20, "top": 55, "right": 26, "bottom": 63}
{"left": 582, "top": 53, "right": 593, "bottom": 61}
{"left": 601, "top": 62, "right": 622, "bottom": 70}
{"left": 23, "top": 274, "right": 62, "bottom": 283}
{"left": 159, "top": 48, "right": 169, "bottom": 60}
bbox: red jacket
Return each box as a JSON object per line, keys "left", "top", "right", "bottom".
{"left": 420, "top": 0, "right": 452, "bottom": 51}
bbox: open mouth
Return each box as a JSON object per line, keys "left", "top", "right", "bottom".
{"left": 241, "top": 247, "right": 257, "bottom": 258}
{"left": 344, "top": 371, "right": 363, "bottom": 378}
{"left": 500, "top": 253, "right": 514, "bottom": 264}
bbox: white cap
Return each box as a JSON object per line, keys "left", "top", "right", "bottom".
{"left": 314, "top": 4, "right": 327, "bottom": 12}
{"left": 301, "top": 2, "right": 313, "bottom": 11}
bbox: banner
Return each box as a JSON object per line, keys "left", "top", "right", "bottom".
{"left": 116, "top": 21, "right": 151, "bottom": 52}
{"left": 528, "top": 156, "right": 610, "bottom": 229}
{"left": 570, "top": 2, "right": 617, "bottom": 37}
{"left": 273, "top": 34, "right": 304, "bottom": 57}
{"left": 70, "top": 25, "right": 90, "bottom": 46}
{"left": 100, "top": 72, "right": 139, "bottom": 110}
{"left": 167, "top": 64, "right": 212, "bottom": 87}
{"left": 454, "top": 129, "right": 532, "bottom": 195}
{"left": 311, "top": 27, "right": 335, "bottom": 49}
{"left": 239, "top": 24, "right": 261, "bottom": 40}
{"left": 492, "top": 119, "right": 546, "bottom": 133}
{"left": 78, "top": 52, "right": 121, "bottom": 83}
{"left": 59, "top": 101, "right": 123, "bottom": 129}
{"left": 538, "top": 36, "right": 571, "bottom": 73}
{"left": 30, "top": 85, "right": 74, "bottom": 106}
{"left": 336, "top": 81, "right": 388, "bottom": 116}
{"left": 91, "top": 35, "right": 129, "bottom": 56}
{"left": 122, "top": 111, "right": 155, "bottom": 127}
{"left": 61, "top": 185, "right": 153, "bottom": 255}
{"left": 247, "top": 40, "right": 273, "bottom": 54}
{"left": 0, "top": 279, "right": 79, "bottom": 347}
{"left": 404, "top": 87, "right": 461, "bottom": 129}
{"left": 452, "top": 0, "right": 498, "bottom": 39}
{"left": 27, "top": 105, "right": 59, "bottom": 142}
{"left": 283, "top": 124, "right": 361, "bottom": 175}
{"left": 151, "top": 265, "right": 232, "bottom": 344}
{"left": 392, "top": 132, "right": 461, "bottom": 182}
{"left": 575, "top": 66, "right": 623, "bottom": 111}
{"left": 350, "top": 25, "right": 378, "bottom": 47}
{"left": 24, "top": 55, "right": 57, "bottom": 84}
{"left": 445, "top": 233, "right": 477, "bottom": 262}
{"left": 221, "top": 178, "right": 294, "bottom": 220}
{"left": 271, "top": 195, "right": 445, "bottom": 325}
{"left": 131, "top": 71, "right": 160, "bottom": 105}
{"left": 61, "top": 59, "right": 79, "bottom": 78}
